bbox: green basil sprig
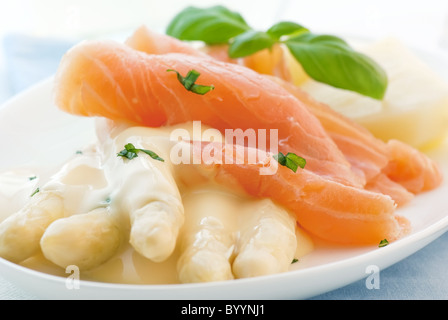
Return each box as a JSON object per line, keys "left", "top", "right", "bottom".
{"left": 266, "top": 21, "right": 309, "bottom": 41}
{"left": 166, "top": 6, "right": 388, "bottom": 100}
{"left": 228, "top": 30, "right": 276, "bottom": 58}
{"left": 166, "top": 5, "right": 251, "bottom": 45}
{"left": 285, "top": 34, "right": 387, "bottom": 100}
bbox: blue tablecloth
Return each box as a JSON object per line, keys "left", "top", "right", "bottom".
{"left": 312, "top": 232, "right": 448, "bottom": 299}
{"left": 0, "top": 32, "right": 447, "bottom": 300}
{"left": 1, "top": 34, "right": 75, "bottom": 101}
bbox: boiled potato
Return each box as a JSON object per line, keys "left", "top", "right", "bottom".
{"left": 299, "top": 38, "right": 448, "bottom": 150}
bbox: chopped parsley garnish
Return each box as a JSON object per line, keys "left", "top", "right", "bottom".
{"left": 291, "top": 258, "right": 299, "bottom": 264}
{"left": 117, "top": 143, "right": 164, "bottom": 162}
{"left": 167, "top": 69, "right": 215, "bottom": 95}
{"left": 30, "top": 187, "right": 40, "bottom": 197}
{"left": 29, "top": 176, "right": 37, "bottom": 181}
{"left": 274, "top": 152, "right": 306, "bottom": 173}
{"left": 378, "top": 239, "right": 389, "bottom": 247}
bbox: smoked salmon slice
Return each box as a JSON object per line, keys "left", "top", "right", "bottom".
{"left": 52, "top": 28, "right": 442, "bottom": 244}
{"left": 122, "top": 27, "right": 442, "bottom": 204}
{"left": 54, "top": 40, "right": 362, "bottom": 188}
{"left": 188, "top": 140, "right": 409, "bottom": 245}
{"left": 273, "top": 78, "right": 443, "bottom": 199}
{"left": 125, "top": 26, "right": 209, "bottom": 59}
{"left": 383, "top": 139, "right": 443, "bottom": 194}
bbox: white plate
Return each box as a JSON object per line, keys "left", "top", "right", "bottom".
{"left": 1, "top": 47, "right": 448, "bottom": 300}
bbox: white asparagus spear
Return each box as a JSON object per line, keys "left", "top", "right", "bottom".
{"left": 128, "top": 199, "right": 183, "bottom": 263}
{"left": 108, "top": 127, "right": 185, "bottom": 262}
{"left": 176, "top": 190, "right": 236, "bottom": 283}
{"left": 0, "top": 191, "right": 64, "bottom": 263}
{"left": 232, "top": 199, "right": 297, "bottom": 278}
{"left": 0, "top": 149, "right": 110, "bottom": 264}
{"left": 40, "top": 207, "right": 121, "bottom": 270}
{"left": 1, "top": 120, "right": 300, "bottom": 281}
{"left": 0, "top": 124, "right": 184, "bottom": 268}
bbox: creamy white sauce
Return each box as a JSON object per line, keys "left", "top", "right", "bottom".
{"left": 0, "top": 169, "right": 40, "bottom": 222}
{"left": 1, "top": 120, "right": 314, "bottom": 284}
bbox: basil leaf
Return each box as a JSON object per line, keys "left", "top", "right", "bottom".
{"left": 267, "top": 21, "right": 309, "bottom": 40}
{"left": 166, "top": 5, "right": 251, "bottom": 44}
{"left": 285, "top": 33, "right": 388, "bottom": 99}
{"left": 166, "top": 5, "right": 388, "bottom": 100}
{"left": 228, "top": 30, "right": 276, "bottom": 58}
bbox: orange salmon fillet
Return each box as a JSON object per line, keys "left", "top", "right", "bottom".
{"left": 272, "top": 78, "right": 443, "bottom": 200}
{"left": 189, "top": 141, "right": 409, "bottom": 245}
{"left": 53, "top": 27, "right": 443, "bottom": 244}
{"left": 125, "top": 26, "right": 209, "bottom": 58}
{"left": 54, "top": 40, "right": 362, "bottom": 188}
{"left": 123, "top": 27, "right": 442, "bottom": 205}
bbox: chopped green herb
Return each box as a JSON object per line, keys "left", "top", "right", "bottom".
{"left": 30, "top": 187, "right": 40, "bottom": 197}
{"left": 117, "top": 143, "right": 164, "bottom": 162}
{"left": 29, "top": 176, "right": 37, "bottom": 181}
{"left": 274, "top": 152, "right": 306, "bottom": 173}
{"left": 291, "top": 258, "right": 299, "bottom": 264}
{"left": 139, "top": 149, "right": 165, "bottom": 161}
{"left": 167, "top": 69, "right": 214, "bottom": 95}
{"left": 75, "top": 150, "right": 83, "bottom": 155}
{"left": 379, "top": 239, "right": 389, "bottom": 247}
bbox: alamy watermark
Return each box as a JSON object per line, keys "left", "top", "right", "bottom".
{"left": 65, "top": 265, "right": 80, "bottom": 290}
{"left": 168, "top": 121, "right": 280, "bottom": 175}
{"left": 365, "top": 264, "right": 380, "bottom": 289}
